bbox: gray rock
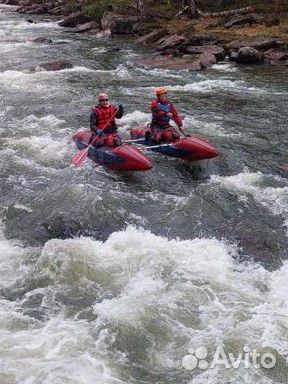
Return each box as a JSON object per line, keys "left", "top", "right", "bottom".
{"left": 225, "top": 13, "right": 264, "bottom": 29}
{"left": 107, "top": 46, "right": 121, "bottom": 52}
{"left": 181, "top": 45, "right": 225, "bottom": 60}
{"left": 155, "top": 34, "right": 185, "bottom": 52}
{"left": 32, "top": 37, "right": 53, "bottom": 44}
{"left": 199, "top": 51, "right": 217, "bottom": 67}
{"left": 230, "top": 51, "right": 239, "bottom": 61}
{"left": 137, "top": 29, "right": 167, "bottom": 45}
{"left": 236, "top": 47, "right": 264, "bottom": 64}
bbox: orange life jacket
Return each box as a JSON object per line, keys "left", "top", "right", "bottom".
{"left": 93, "top": 105, "right": 117, "bottom": 132}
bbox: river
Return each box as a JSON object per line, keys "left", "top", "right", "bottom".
{"left": 0, "top": 4, "right": 288, "bottom": 383}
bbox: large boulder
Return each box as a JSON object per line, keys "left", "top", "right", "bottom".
{"left": 37, "top": 60, "right": 73, "bottom": 71}
{"left": 101, "top": 12, "right": 139, "bottom": 34}
{"left": 155, "top": 34, "right": 185, "bottom": 52}
{"left": 137, "top": 29, "right": 167, "bottom": 45}
{"left": 224, "top": 13, "right": 264, "bottom": 29}
{"left": 235, "top": 47, "right": 264, "bottom": 64}
{"left": 58, "top": 12, "right": 89, "bottom": 28}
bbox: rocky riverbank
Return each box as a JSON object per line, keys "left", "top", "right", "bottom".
{"left": 2, "top": 0, "right": 288, "bottom": 71}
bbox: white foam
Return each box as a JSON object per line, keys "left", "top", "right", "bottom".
{"left": 0, "top": 315, "right": 122, "bottom": 384}
{"left": 91, "top": 47, "right": 108, "bottom": 54}
{"left": 165, "top": 79, "right": 266, "bottom": 94}
{"left": 0, "top": 19, "right": 61, "bottom": 31}
{"left": 1, "top": 226, "right": 288, "bottom": 381}
{"left": 211, "top": 63, "right": 238, "bottom": 73}
{"left": 0, "top": 221, "right": 27, "bottom": 286}
{"left": 13, "top": 204, "right": 33, "bottom": 213}
{"left": 9, "top": 134, "right": 69, "bottom": 166}
{"left": 0, "top": 70, "right": 54, "bottom": 92}
{"left": 211, "top": 172, "right": 288, "bottom": 231}
{"left": 0, "top": 41, "right": 34, "bottom": 53}
{"left": 36, "top": 66, "right": 95, "bottom": 73}
{"left": 122, "top": 79, "right": 274, "bottom": 98}
{"left": 136, "top": 67, "right": 183, "bottom": 79}
{"left": 118, "top": 110, "right": 150, "bottom": 129}
{"left": 183, "top": 115, "right": 238, "bottom": 138}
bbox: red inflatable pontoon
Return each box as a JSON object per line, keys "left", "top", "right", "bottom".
{"left": 73, "top": 130, "right": 152, "bottom": 172}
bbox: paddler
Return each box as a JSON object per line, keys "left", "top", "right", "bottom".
{"left": 150, "top": 87, "right": 186, "bottom": 144}
{"left": 90, "top": 93, "right": 124, "bottom": 147}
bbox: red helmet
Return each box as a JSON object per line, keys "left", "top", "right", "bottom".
{"left": 155, "top": 87, "right": 167, "bottom": 96}
{"left": 98, "top": 93, "right": 109, "bottom": 100}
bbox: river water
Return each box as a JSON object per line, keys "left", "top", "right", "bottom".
{"left": 0, "top": 4, "right": 288, "bottom": 384}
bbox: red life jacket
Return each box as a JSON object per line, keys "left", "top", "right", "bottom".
{"left": 93, "top": 105, "right": 117, "bottom": 132}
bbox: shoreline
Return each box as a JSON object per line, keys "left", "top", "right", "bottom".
{"left": 1, "top": 0, "right": 288, "bottom": 72}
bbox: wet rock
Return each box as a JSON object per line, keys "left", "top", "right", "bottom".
{"left": 58, "top": 11, "right": 89, "bottom": 28}
{"left": 181, "top": 45, "right": 225, "bottom": 60}
{"left": 137, "top": 29, "right": 167, "bottom": 45}
{"left": 32, "top": 37, "right": 53, "bottom": 44}
{"left": 224, "top": 13, "right": 264, "bottom": 29}
{"left": 95, "top": 29, "right": 112, "bottom": 39}
{"left": 101, "top": 11, "right": 140, "bottom": 34}
{"left": 64, "top": 21, "right": 100, "bottom": 33}
{"left": 230, "top": 51, "right": 238, "bottom": 61}
{"left": 135, "top": 52, "right": 211, "bottom": 71}
{"left": 37, "top": 60, "right": 73, "bottom": 71}
{"left": 27, "top": 18, "right": 36, "bottom": 23}
{"left": 189, "top": 58, "right": 202, "bottom": 71}
{"left": 136, "top": 52, "right": 192, "bottom": 70}
{"left": 235, "top": 47, "right": 264, "bottom": 64}
{"left": 107, "top": 46, "right": 121, "bottom": 52}
{"left": 155, "top": 34, "right": 185, "bottom": 52}
{"left": 199, "top": 51, "right": 217, "bottom": 67}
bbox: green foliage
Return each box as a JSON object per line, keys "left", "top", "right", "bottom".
{"left": 81, "top": 0, "right": 128, "bottom": 21}
{"left": 195, "top": 0, "right": 275, "bottom": 13}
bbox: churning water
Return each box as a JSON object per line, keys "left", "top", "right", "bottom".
{"left": 0, "top": 4, "right": 288, "bottom": 383}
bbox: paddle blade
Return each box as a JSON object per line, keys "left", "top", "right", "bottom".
{"left": 72, "top": 147, "right": 89, "bottom": 167}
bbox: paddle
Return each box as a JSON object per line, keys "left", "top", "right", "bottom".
{"left": 72, "top": 108, "right": 120, "bottom": 168}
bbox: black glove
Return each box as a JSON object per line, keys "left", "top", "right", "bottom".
{"left": 118, "top": 104, "right": 124, "bottom": 114}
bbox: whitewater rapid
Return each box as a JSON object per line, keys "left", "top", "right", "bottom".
{"left": 0, "top": 3, "right": 288, "bottom": 383}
